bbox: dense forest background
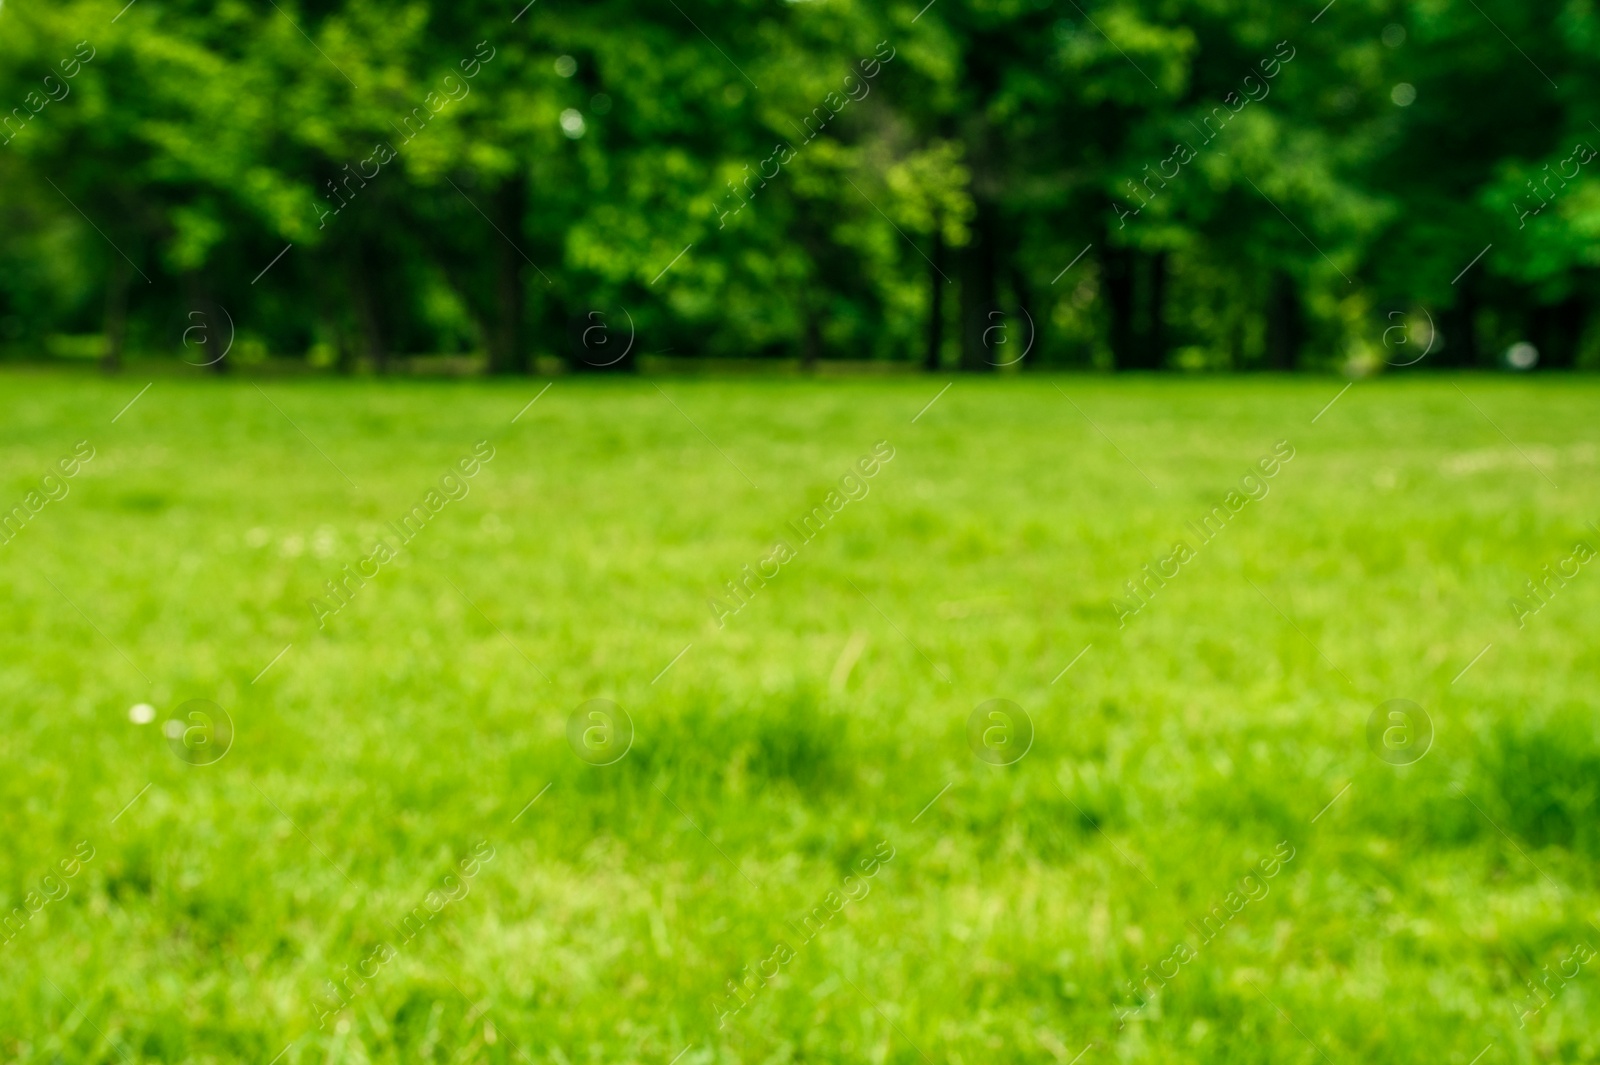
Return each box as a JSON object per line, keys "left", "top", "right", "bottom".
{"left": 0, "top": 0, "right": 1594, "bottom": 373}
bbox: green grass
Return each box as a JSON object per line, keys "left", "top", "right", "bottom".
{"left": 2, "top": 370, "right": 1599, "bottom": 1064}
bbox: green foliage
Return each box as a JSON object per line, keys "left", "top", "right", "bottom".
{"left": 2, "top": 0, "right": 1598, "bottom": 369}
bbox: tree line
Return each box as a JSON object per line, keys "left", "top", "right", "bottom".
{"left": 0, "top": 0, "right": 1595, "bottom": 373}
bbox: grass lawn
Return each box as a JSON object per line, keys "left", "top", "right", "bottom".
{"left": 2, "top": 370, "right": 1598, "bottom": 1064}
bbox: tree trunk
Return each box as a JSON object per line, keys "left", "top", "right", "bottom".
{"left": 1264, "top": 270, "right": 1301, "bottom": 371}
{"left": 1110, "top": 250, "right": 1167, "bottom": 370}
{"left": 101, "top": 257, "right": 130, "bottom": 373}
{"left": 801, "top": 300, "right": 823, "bottom": 370}
{"left": 1142, "top": 250, "right": 1168, "bottom": 370}
{"left": 925, "top": 225, "right": 945, "bottom": 371}
{"left": 959, "top": 201, "right": 999, "bottom": 370}
{"left": 1011, "top": 265, "right": 1036, "bottom": 368}
{"left": 186, "top": 271, "right": 230, "bottom": 374}
{"left": 349, "top": 244, "right": 388, "bottom": 372}
{"left": 1530, "top": 296, "right": 1583, "bottom": 369}
{"left": 1105, "top": 246, "right": 1136, "bottom": 370}
{"left": 488, "top": 173, "right": 528, "bottom": 374}
{"left": 330, "top": 315, "right": 355, "bottom": 375}
{"left": 1440, "top": 284, "right": 1479, "bottom": 367}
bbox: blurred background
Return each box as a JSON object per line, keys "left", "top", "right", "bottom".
{"left": 6, "top": 4, "right": 1600, "bottom": 1061}
{"left": 0, "top": 0, "right": 1593, "bottom": 375}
